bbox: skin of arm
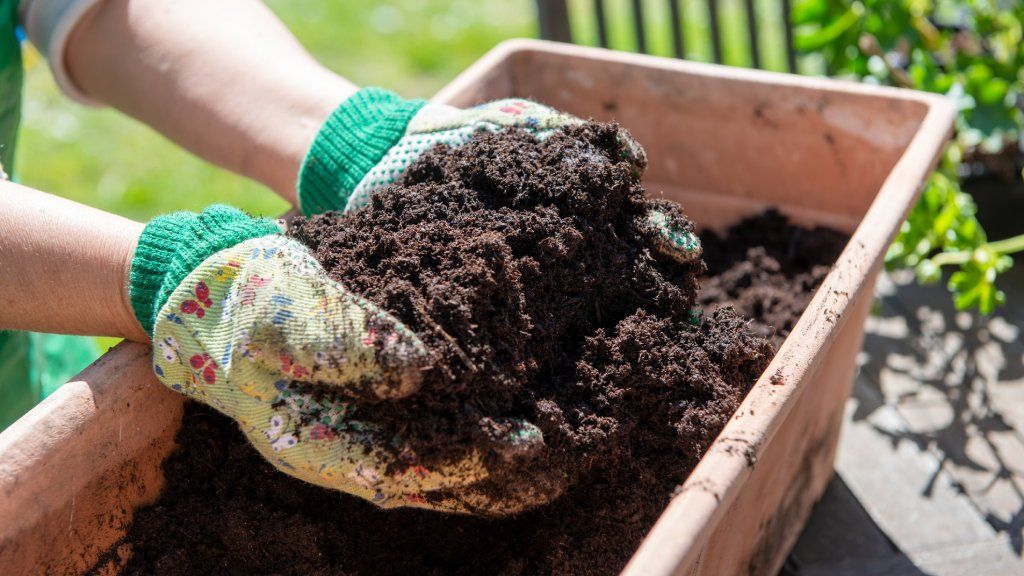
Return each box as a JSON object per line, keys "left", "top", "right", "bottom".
{"left": 0, "top": 180, "right": 147, "bottom": 342}
{"left": 63, "top": 0, "right": 357, "bottom": 205}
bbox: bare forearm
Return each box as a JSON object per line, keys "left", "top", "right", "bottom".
{"left": 0, "top": 181, "right": 146, "bottom": 341}
{"left": 65, "top": 0, "right": 357, "bottom": 204}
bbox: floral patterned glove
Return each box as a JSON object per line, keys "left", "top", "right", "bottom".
{"left": 296, "top": 88, "right": 702, "bottom": 264}
{"left": 130, "top": 205, "right": 546, "bottom": 514}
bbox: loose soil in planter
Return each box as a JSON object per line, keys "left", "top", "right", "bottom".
{"left": 111, "top": 126, "right": 847, "bottom": 576}
{"left": 699, "top": 209, "right": 850, "bottom": 349}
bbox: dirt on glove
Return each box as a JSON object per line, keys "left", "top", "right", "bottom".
{"left": 110, "top": 124, "right": 847, "bottom": 576}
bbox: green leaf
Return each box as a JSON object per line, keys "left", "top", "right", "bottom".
{"left": 791, "top": 0, "right": 830, "bottom": 26}
{"left": 965, "top": 63, "right": 994, "bottom": 89}
{"left": 963, "top": 103, "right": 1017, "bottom": 147}
{"left": 976, "top": 78, "right": 1009, "bottom": 106}
{"left": 947, "top": 247, "right": 1009, "bottom": 315}
{"left": 811, "top": 0, "right": 1024, "bottom": 313}
{"left": 795, "top": 3, "right": 864, "bottom": 52}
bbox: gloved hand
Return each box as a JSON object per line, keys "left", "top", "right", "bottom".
{"left": 129, "top": 205, "right": 547, "bottom": 514}
{"left": 296, "top": 88, "right": 702, "bottom": 264}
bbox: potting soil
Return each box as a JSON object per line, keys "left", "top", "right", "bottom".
{"left": 699, "top": 209, "right": 849, "bottom": 349}
{"left": 284, "top": 123, "right": 762, "bottom": 512}
{"left": 112, "top": 125, "right": 847, "bottom": 576}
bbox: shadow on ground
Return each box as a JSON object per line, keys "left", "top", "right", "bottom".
{"left": 781, "top": 475, "right": 928, "bottom": 576}
{"left": 856, "top": 176, "right": 1024, "bottom": 556}
{"left": 781, "top": 258, "right": 1024, "bottom": 574}
{"left": 783, "top": 176, "right": 1024, "bottom": 574}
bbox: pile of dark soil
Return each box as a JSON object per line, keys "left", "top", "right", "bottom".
{"left": 285, "top": 123, "right": 769, "bottom": 512}
{"left": 110, "top": 125, "right": 847, "bottom": 576}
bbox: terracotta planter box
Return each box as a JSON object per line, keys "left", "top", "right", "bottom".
{"left": 0, "top": 40, "right": 954, "bottom": 576}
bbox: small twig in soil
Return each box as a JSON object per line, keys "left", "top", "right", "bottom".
{"left": 413, "top": 300, "right": 479, "bottom": 372}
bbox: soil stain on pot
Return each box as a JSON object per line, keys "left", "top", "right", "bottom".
{"left": 109, "top": 125, "right": 847, "bottom": 576}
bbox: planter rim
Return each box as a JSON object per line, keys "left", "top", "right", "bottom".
{"left": 435, "top": 39, "right": 954, "bottom": 109}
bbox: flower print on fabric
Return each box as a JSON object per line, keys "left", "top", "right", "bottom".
{"left": 180, "top": 281, "right": 213, "bottom": 319}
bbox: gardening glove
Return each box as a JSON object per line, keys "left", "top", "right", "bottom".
{"left": 130, "top": 205, "right": 550, "bottom": 514}
{"left": 296, "top": 88, "right": 702, "bottom": 265}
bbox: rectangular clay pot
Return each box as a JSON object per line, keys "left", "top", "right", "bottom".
{"left": 0, "top": 40, "right": 955, "bottom": 576}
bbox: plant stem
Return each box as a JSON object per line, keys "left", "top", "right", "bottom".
{"left": 857, "top": 33, "right": 914, "bottom": 88}
{"left": 931, "top": 233, "right": 1024, "bottom": 267}
{"left": 989, "top": 234, "right": 1024, "bottom": 255}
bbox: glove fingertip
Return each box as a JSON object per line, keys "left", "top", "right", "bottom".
{"left": 609, "top": 126, "right": 647, "bottom": 179}
{"left": 645, "top": 209, "right": 703, "bottom": 264}
{"left": 378, "top": 363, "right": 426, "bottom": 400}
{"left": 478, "top": 417, "right": 545, "bottom": 462}
{"left": 363, "top": 311, "right": 432, "bottom": 400}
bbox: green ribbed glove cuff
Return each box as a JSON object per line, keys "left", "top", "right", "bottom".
{"left": 130, "top": 205, "right": 282, "bottom": 336}
{"left": 297, "top": 88, "right": 426, "bottom": 215}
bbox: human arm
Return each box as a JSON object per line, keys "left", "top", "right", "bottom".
{"left": 21, "top": 0, "right": 356, "bottom": 204}
{"left": 0, "top": 179, "right": 147, "bottom": 341}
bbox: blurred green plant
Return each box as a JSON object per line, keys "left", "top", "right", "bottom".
{"left": 886, "top": 148, "right": 1021, "bottom": 313}
{"left": 793, "top": 0, "right": 1024, "bottom": 313}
